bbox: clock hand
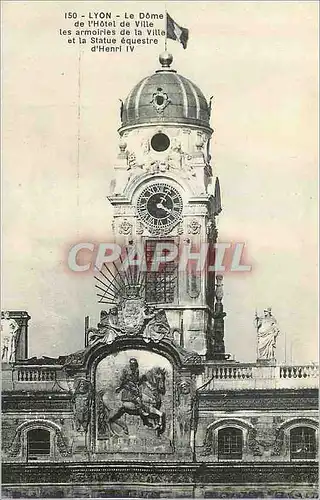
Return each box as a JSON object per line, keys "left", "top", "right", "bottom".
{"left": 160, "top": 193, "right": 170, "bottom": 204}
{"left": 156, "top": 202, "right": 172, "bottom": 214}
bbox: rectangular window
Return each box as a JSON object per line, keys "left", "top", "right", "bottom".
{"left": 218, "top": 427, "right": 243, "bottom": 460}
{"left": 27, "top": 429, "right": 51, "bottom": 460}
{"left": 145, "top": 240, "right": 177, "bottom": 304}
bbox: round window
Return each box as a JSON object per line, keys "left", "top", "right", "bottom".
{"left": 151, "top": 133, "right": 170, "bottom": 152}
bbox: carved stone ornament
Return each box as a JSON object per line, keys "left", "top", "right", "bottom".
{"left": 247, "top": 428, "right": 264, "bottom": 457}
{"left": 173, "top": 341, "right": 202, "bottom": 365}
{"left": 148, "top": 225, "right": 173, "bottom": 236}
{"left": 87, "top": 300, "right": 171, "bottom": 346}
{"left": 167, "top": 138, "right": 183, "bottom": 170}
{"left": 136, "top": 221, "right": 144, "bottom": 235}
{"left": 177, "top": 222, "right": 184, "bottom": 235}
{"left": 72, "top": 378, "right": 93, "bottom": 433}
{"left": 118, "top": 136, "right": 127, "bottom": 153}
{"left": 187, "top": 219, "right": 201, "bottom": 235}
{"left": 215, "top": 275, "right": 224, "bottom": 302}
{"left": 187, "top": 271, "right": 201, "bottom": 299}
{"left": 114, "top": 206, "right": 126, "bottom": 216}
{"left": 195, "top": 132, "right": 206, "bottom": 152}
{"left": 207, "top": 219, "right": 218, "bottom": 240}
{"left": 184, "top": 205, "right": 208, "bottom": 216}
{"left": 118, "top": 219, "right": 133, "bottom": 235}
{"left": 150, "top": 87, "right": 171, "bottom": 113}
{"left": 59, "top": 349, "right": 87, "bottom": 367}
{"left": 142, "top": 309, "right": 171, "bottom": 343}
{"left": 271, "top": 429, "right": 285, "bottom": 456}
{"left": 127, "top": 151, "right": 139, "bottom": 169}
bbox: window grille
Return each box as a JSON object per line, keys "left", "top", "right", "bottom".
{"left": 145, "top": 240, "right": 177, "bottom": 304}
{"left": 290, "top": 427, "right": 316, "bottom": 460}
{"left": 218, "top": 427, "right": 243, "bottom": 460}
{"left": 27, "top": 428, "right": 50, "bottom": 460}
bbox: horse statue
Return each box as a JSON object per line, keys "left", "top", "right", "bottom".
{"left": 99, "top": 366, "right": 166, "bottom": 437}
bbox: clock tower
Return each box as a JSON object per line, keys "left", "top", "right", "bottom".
{"left": 108, "top": 52, "right": 225, "bottom": 358}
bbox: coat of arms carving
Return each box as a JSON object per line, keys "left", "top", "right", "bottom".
{"left": 89, "top": 270, "right": 171, "bottom": 345}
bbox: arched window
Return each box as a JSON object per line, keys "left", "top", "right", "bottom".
{"left": 27, "top": 428, "right": 51, "bottom": 460}
{"left": 290, "top": 426, "right": 316, "bottom": 460}
{"left": 218, "top": 427, "right": 243, "bottom": 460}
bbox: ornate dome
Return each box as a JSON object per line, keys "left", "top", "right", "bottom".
{"left": 119, "top": 52, "right": 211, "bottom": 132}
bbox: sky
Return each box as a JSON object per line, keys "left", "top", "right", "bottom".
{"left": 2, "top": 1, "right": 318, "bottom": 364}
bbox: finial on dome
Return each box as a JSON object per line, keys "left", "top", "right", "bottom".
{"left": 159, "top": 51, "right": 173, "bottom": 68}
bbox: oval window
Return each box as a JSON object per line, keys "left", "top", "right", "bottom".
{"left": 151, "top": 133, "right": 170, "bottom": 152}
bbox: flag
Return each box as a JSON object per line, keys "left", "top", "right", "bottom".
{"left": 166, "top": 13, "right": 189, "bottom": 49}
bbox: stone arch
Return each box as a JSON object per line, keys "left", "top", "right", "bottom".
{"left": 273, "top": 417, "right": 318, "bottom": 458}
{"left": 8, "top": 419, "right": 71, "bottom": 458}
{"left": 124, "top": 172, "right": 193, "bottom": 202}
{"left": 61, "top": 334, "right": 197, "bottom": 375}
{"left": 206, "top": 418, "right": 255, "bottom": 433}
{"left": 278, "top": 417, "right": 318, "bottom": 432}
{"left": 86, "top": 336, "right": 191, "bottom": 376}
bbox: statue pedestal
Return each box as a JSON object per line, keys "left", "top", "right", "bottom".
{"left": 72, "top": 432, "right": 87, "bottom": 454}
{"left": 256, "top": 358, "right": 276, "bottom": 366}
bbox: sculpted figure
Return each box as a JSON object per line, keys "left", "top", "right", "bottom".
{"left": 142, "top": 138, "right": 150, "bottom": 155}
{"left": 88, "top": 308, "right": 121, "bottom": 346}
{"left": 1, "top": 311, "right": 19, "bottom": 363}
{"left": 140, "top": 139, "right": 160, "bottom": 173}
{"left": 255, "top": 307, "right": 280, "bottom": 360}
{"left": 72, "top": 379, "right": 93, "bottom": 432}
{"left": 115, "top": 358, "right": 144, "bottom": 411}
{"left": 102, "top": 358, "right": 166, "bottom": 436}
{"left": 176, "top": 378, "right": 193, "bottom": 444}
{"left": 168, "top": 138, "right": 183, "bottom": 170}
{"left": 166, "top": 138, "right": 196, "bottom": 181}
{"left": 126, "top": 151, "right": 144, "bottom": 181}
{"left": 142, "top": 307, "right": 170, "bottom": 343}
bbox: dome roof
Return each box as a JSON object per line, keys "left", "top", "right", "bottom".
{"left": 120, "top": 53, "right": 211, "bottom": 131}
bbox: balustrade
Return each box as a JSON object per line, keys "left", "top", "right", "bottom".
{"left": 280, "top": 365, "right": 319, "bottom": 379}
{"left": 17, "top": 368, "right": 56, "bottom": 382}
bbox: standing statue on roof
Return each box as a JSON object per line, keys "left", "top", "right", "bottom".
{"left": 255, "top": 307, "right": 280, "bottom": 360}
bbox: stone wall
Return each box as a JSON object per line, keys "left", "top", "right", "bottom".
{"left": 1, "top": 462, "right": 318, "bottom": 498}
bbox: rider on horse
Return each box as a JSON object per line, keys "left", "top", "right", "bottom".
{"left": 115, "top": 358, "right": 149, "bottom": 417}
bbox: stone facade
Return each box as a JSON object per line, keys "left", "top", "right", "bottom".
{"left": 1, "top": 53, "right": 318, "bottom": 498}
{"left": 2, "top": 351, "right": 318, "bottom": 498}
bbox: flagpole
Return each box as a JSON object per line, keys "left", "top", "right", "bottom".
{"left": 164, "top": 7, "right": 167, "bottom": 51}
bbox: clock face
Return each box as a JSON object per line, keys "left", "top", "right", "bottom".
{"left": 137, "top": 183, "right": 183, "bottom": 228}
